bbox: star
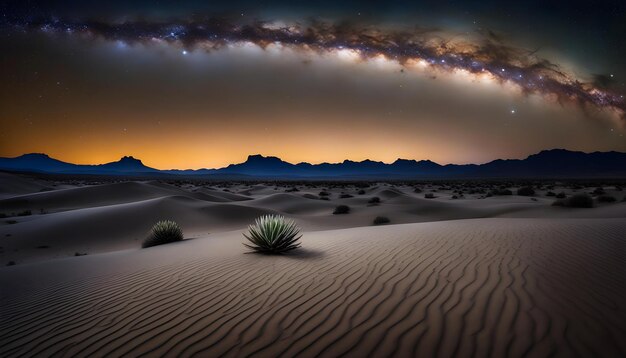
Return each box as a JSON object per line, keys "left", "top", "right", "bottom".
{"left": 10, "top": 16, "right": 626, "bottom": 116}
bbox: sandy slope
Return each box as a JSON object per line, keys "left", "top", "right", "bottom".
{"left": 1, "top": 218, "right": 625, "bottom": 357}
{"left": 2, "top": 174, "right": 625, "bottom": 264}
{"left": 1, "top": 174, "right": 625, "bottom": 356}
{"left": 0, "top": 172, "right": 53, "bottom": 199}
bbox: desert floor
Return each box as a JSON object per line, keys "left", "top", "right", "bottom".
{"left": 1, "top": 172, "right": 625, "bottom": 357}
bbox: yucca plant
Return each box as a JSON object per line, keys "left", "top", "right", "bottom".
{"left": 243, "top": 215, "right": 302, "bottom": 254}
{"left": 142, "top": 220, "right": 184, "bottom": 248}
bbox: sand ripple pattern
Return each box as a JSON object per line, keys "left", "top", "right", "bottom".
{"left": 1, "top": 219, "right": 625, "bottom": 357}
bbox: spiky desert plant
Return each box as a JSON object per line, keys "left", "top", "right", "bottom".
{"left": 142, "top": 220, "right": 184, "bottom": 248}
{"left": 243, "top": 215, "right": 302, "bottom": 254}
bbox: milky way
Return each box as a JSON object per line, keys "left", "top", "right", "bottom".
{"left": 7, "top": 17, "right": 626, "bottom": 118}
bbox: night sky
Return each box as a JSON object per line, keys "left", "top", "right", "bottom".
{"left": 1, "top": 1, "right": 625, "bottom": 169}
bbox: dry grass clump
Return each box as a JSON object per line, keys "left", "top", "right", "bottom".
{"left": 373, "top": 216, "right": 390, "bottom": 225}
{"left": 142, "top": 220, "right": 184, "bottom": 248}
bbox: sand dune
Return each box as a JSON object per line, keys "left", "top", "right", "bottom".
{"left": 1, "top": 195, "right": 276, "bottom": 263}
{"left": 0, "top": 172, "right": 52, "bottom": 199}
{"left": 2, "top": 219, "right": 625, "bottom": 357}
{"left": 0, "top": 181, "right": 255, "bottom": 215}
{"left": 193, "top": 187, "right": 252, "bottom": 202}
{"left": 241, "top": 193, "right": 337, "bottom": 214}
{"left": 1, "top": 173, "right": 625, "bottom": 356}
{"left": 0, "top": 182, "right": 182, "bottom": 213}
{"left": 1, "top": 174, "right": 625, "bottom": 264}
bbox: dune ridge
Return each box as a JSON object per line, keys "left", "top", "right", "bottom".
{"left": 2, "top": 174, "right": 625, "bottom": 264}
{"left": 2, "top": 219, "right": 625, "bottom": 357}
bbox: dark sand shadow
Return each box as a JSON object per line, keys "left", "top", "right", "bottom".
{"left": 243, "top": 247, "right": 325, "bottom": 260}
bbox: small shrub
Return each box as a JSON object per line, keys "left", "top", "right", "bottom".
{"left": 597, "top": 195, "right": 616, "bottom": 203}
{"left": 0, "top": 213, "right": 6, "bottom": 218}
{"left": 340, "top": 194, "right": 354, "bottom": 199}
{"left": 357, "top": 189, "right": 366, "bottom": 195}
{"left": 451, "top": 195, "right": 459, "bottom": 199}
{"left": 142, "top": 220, "right": 184, "bottom": 248}
{"left": 333, "top": 205, "right": 350, "bottom": 214}
{"left": 368, "top": 197, "right": 381, "bottom": 204}
{"left": 5, "top": 220, "right": 17, "bottom": 225}
{"left": 592, "top": 187, "right": 605, "bottom": 196}
{"left": 6, "top": 261, "right": 16, "bottom": 266}
{"left": 424, "top": 193, "right": 435, "bottom": 199}
{"left": 413, "top": 187, "right": 423, "bottom": 193}
{"left": 285, "top": 187, "right": 299, "bottom": 192}
{"left": 243, "top": 215, "right": 302, "bottom": 254}
{"left": 517, "top": 187, "right": 535, "bottom": 196}
{"left": 319, "top": 191, "right": 330, "bottom": 197}
{"left": 553, "top": 193, "right": 594, "bottom": 208}
{"left": 490, "top": 189, "right": 512, "bottom": 196}
{"left": 546, "top": 191, "right": 556, "bottom": 197}
{"left": 319, "top": 197, "right": 330, "bottom": 201}
{"left": 17, "top": 210, "right": 32, "bottom": 217}
{"left": 556, "top": 192, "right": 566, "bottom": 199}
{"left": 373, "top": 216, "right": 390, "bottom": 225}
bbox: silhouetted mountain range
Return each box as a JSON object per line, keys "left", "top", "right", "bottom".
{"left": 0, "top": 154, "right": 159, "bottom": 175}
{"left": 1, "top": 149, "right": 625, "bottom": 178}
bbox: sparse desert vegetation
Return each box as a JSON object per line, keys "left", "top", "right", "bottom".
{"left": 517, "top": 186, "right": 535, "bottom": 196}
{"left": 243, "top": 215, "right": 302, "bottom": 254}
{"left": 373, "top": 216, "right": 390, "bottom": 225}
{"left": 597, "top": 195, "right": 617, "bottom": 203}
{"left": 333, "top": 205, "right": 350, "bottom": 214}
{"left": 142, "top": 220, "right": 184, "bottom": 248}
{"left": 489, "top": 188, "right": 513, "bottom": 196}
{"left": 553, "top": 193, "right": 594, "bottom": 208}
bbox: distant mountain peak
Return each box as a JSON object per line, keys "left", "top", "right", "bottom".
{"left": 118, "top": 156, "right": 143, "bottom": 164}
{"left": 246, "top": 154, "right": 264, "bottom": 160}
{"left": 246, "top": 154, "right": 284, "bottom": 162}
{"left": 21, "top": 153, "right": 51, "bottom": 158}
{"left": 393, "top": 158, "right": 416, "bottom": 164}
{"left": 243, "top": 154, "right": 288, "bottom": 166}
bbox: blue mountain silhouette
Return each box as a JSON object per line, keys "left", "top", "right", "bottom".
{"left": 1, "top": 149, "right": 625, "bottom": 178}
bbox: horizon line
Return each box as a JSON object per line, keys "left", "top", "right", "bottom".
{"left": 3, "top": 148, "right": 625, "bottom": 171}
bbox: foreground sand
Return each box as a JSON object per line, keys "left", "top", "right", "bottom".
{"left": 2, "top": 218, "right": 625, "bottom": 357}
{"left": 1, "top": 173, "right": 625, "bottom": 356}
